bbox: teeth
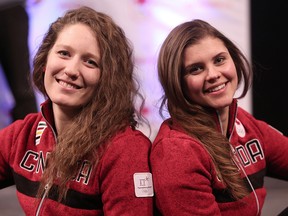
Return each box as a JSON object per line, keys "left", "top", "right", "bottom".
{"left": 208, "top": 83, "right": 225, "bottom": 93}
{"left": 59, "top": 80, "right": 77, "bottom": 89}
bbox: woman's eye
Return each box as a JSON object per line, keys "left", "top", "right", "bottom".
{"left": 215, "top": 57, "right": 225, "bottom": 64}
{"left": 86, "top": 59, "right": 98, "bottom": 67}
{"left": 58, "top": 50, "right": 69, "bottom": 56}
{"left": 187, "top": 65, "right": 203, "bottom": 75}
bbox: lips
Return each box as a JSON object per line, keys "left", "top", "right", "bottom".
{"left": 57, "top": 79, "right": 81, "bottom": 89}
{"left": 206, "top": 83, "right": 226, "bottom": 93}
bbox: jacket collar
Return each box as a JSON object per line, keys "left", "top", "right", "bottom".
{"left": 40, "top": 99, "right": 55, "bottom": 129}
{"left": 169, "top": 99, "right": 239, "bottom": 139}
{"left": 213, "top": 99, "right": 238, "bottom": 138}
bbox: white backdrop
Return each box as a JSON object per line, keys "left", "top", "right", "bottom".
{"left": 0, "top": 0, "right": 250, "bottom": 140}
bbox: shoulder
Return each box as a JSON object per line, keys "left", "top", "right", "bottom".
{"left": 0, "top": 112, "right": 44, "bottom": 158}
{"left": 112, "top": 126, "right": 151, "bottom": 145}
{"left": 151, "top": 119, "right": 211, "bottom": 162}
{"left": 153, "top": 119, "right": 200, "bottom": 146}
{"left": 0, "top": 112, "right": 42, "bottom": 135}
{"left": 150, "top": 119, "right": 216, "bottom": 182}
{"left": 237, "top": 107, "right": 280, "bottom": 132}
{"left": 104, "top": 126, "right": 151, "bottom": 155}
{"left": 153, "top": 119, "right": 191, "bottom": 141}
{"left": 99, "top": 126, "right": 152, "bottom": 170}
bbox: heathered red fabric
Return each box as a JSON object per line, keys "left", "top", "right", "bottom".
{"left": 0, "top": 100, "right": 153, "bottom": 215}
{"left": 150, "top": 99, "right": 288, "bottom": 216}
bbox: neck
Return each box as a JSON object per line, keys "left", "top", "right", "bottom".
{"left": 217, "top": 106, "right": 229, "bottom": 136}
{"left": 52, "top": 104, "right": 79, "bottom": 134}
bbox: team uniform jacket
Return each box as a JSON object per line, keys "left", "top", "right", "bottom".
{"left": 150, "top": 99, "right": 288, "bottom": 216}
{"left": 0, "top": 100, "right": 154, "bottom": 216}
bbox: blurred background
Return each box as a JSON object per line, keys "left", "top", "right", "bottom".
{"left": 0, "top": 0, "right": 253, "bottom": 138}
{"left": 0, "top": 0, "right": 287, "bottom": 215}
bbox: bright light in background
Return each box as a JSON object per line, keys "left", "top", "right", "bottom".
{"left": 0, "top": 0, "right": 250, "bottom": 141}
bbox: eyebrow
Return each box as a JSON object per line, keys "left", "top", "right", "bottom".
{"left": 54, "top": 44, "right": 100, "bottom": 61}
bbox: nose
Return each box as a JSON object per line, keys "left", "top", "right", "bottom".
{"left": 64, "top": 59, "right": 80, "bottom": 80}
{"left": 64, "top": 71, "right": 79, "bottom": 80}
{"left": 206, "top": 66, "right": 221, "bottom": 81}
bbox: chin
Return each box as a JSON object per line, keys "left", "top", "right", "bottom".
{"left": 53, "top": 100, "right": 79, "bottom": 108}
{"left": 211, "top": 100, "right": 232, "bottom": 110}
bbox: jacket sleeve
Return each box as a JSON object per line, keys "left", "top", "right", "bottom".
{"left": 150, "top": 135, "right": 222, "bottom": 216}
{"left": 98, "top": 129, "right": 154, "bottom": 216}
{"left": 257, "top": 120, "right": 288, "bottom": 179}
{"left": 0, "top": 124, "right": 16, "bottom": 189}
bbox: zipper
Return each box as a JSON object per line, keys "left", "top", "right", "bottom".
{"left": 35, "top": 184, "right": 49, "bottom": 216}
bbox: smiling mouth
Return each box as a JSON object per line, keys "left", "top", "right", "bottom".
{"left": 206, "top": 83, "right": 226, "bottom": 93}
{"left": 58, "top": 80, "right": 80, "bottom": 89}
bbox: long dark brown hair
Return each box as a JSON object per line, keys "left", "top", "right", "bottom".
{"left": 32, "top": 6, "right": 148, "bottom": 200}
{"left": 157, "top": 19, "right": 252, "bottom": 199}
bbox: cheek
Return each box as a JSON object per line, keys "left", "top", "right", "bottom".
{"left": 85, "top": 71, "right": 101, "bottom": 86}
{"left": 224, "top": 63, "right": 238, "bottom": 80}
{"left": 184, "top": 76, "right": 203, "bottom": 96}
{"left": 43, "top": 70, "right": 52, "bottom": 89}
{"left": 182, "top": 76, "right": 203, "bottom": 103}
{"left": 45, "top": 54, "right": 62, "bottom": 75}
{"left": 224, "top": 65, "right": 238, "bottom": 90}
{"left": 43, "top": 66, "right": 56, "bottom": 85}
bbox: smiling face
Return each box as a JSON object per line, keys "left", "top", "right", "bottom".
{"left": 183, "top": 36, "right": 238, "bottom": 111}
{"left": 44, "top": 23, "right": 101, "bottom": 112}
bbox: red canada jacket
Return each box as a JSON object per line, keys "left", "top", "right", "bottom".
{"left": 150, "top": 99, "right": 288, "bottom": 216}
{"left": 0, "top": 100, "right": 154, "bottom": 215}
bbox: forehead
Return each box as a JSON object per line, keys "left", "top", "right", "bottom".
{"left": 52, "top": 23, "right": 100, "bottom": 57}
{"left": 56, "top": 23, "right": 96, "bottom": 42}
{"left": 184, "top": 36, "right": 227, "bottom": 63}
{"left": 186, "top": 36, "right": 226, "bottom": 53}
